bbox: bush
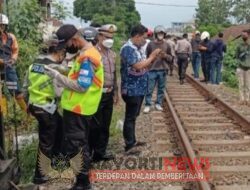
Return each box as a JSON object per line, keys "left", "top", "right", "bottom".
{"left": 7, "top": 0, "right": 43, "bottom": 42}
{"left": 19, "top": 140, "right": 38, "bottom": 183}
{"left": 2, "top": 0, "right": 42, "bottom": 184}
{"left": 222, "top": 40, "right": 239, "bottom": 88}
{"left": 16, "top": 39, "right": 41, "bottom": 84}
{"left": 198, "top": 24, "right": 224, "bottom": 37}
{"left": 222, "top": 69, "right": 238, "bottom": 88}
{"left": 5, "top": 0, "right": 43, "bottom": 82}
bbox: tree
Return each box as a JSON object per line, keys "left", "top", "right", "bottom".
{"left": 198, "top": 24, "right": 224, "bottom": 37}
{"left": 51, "top": 0, "right": 71, "bottom": 21}
{"left": 5, "top": 0, "right": 42, "bottom": 83}
{"left": 7, "top": 0, "right": 43, "bottom": 41}
{"left": 73, "top": 0, "right": 141, "bottom": 35}
{"left": 231, "top": 0, "right": 250, "bottom": 24}
{"left": 196, "top": 0, "right": 232, "bottom": 26}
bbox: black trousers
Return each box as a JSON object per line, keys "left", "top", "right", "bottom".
{"left": 122, "top": 95, "right": 144, "bottom": 149}
{"left": 29, "top": 105, "right": 62, "bottom": 178}
{"left": 89, "top": 92, "right": 114, "bottom": 157}
{"left": 201, "top": 55, "right": 211, "bottom": 82}
{"left": 177, "top": 54, "right": 189, "bottom": 80}
{"left": 62, "top": 109, "right": 92, "bottom": 181}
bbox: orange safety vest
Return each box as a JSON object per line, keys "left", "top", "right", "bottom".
{"left": 61, "top": 47, "right": 104, "bottom": 115}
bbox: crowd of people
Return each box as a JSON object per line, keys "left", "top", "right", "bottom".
{"left": 1, "top": 12, "right": 250, "bottom": 190}
{"left": 191, "top": 29, "right": 250, "bottom": 106}
{"left": 193, "top": 31, "right": 227, "bottom": 85}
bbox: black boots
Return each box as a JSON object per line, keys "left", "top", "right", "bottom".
{"left": 70, "top": 174, "right": 92, "bottom": 190}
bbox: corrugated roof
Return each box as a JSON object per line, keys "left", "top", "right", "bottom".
{"left": 222, "top": 23, "right": 250, "bottom": 42}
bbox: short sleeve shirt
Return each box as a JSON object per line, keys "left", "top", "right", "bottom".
{"left": 120, "top": 40, "right": 148, "bottom": 96}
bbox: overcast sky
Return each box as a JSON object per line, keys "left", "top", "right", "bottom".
{"left": 62, "top": 0, "right": 198, "bottom": 28}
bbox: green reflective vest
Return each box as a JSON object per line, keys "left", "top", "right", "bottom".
{"left": 61, "top": 47, "right": 104, "bottom": 116}
{"left": 28, "top": 58, "right": 55, "bottom": 105}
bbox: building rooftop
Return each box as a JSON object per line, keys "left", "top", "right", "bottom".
{"left": 222, "top": 23, "right": 250, "bottom": 42}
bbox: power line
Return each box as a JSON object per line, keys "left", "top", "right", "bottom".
{"left": 135, "top": 1, "right": 197, "bottom": 8}
{"left": 66, "top": 1, "right": 197, "bottom": 8}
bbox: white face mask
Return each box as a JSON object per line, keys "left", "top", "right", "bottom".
{"left": 157, "top": 34, "right": 164, "bottom": 41}
{"left": 102, "top": 39, "right": 114, "bottom": 49}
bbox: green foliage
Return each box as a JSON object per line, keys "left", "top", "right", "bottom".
{"left": 231, "top": 0, "right": 250, "bottom": 24}
{"left": 19, "top": 140, "right": 38, "bottom": 183}
{"left": 222, "top": 69, "right": 238, "bottom": 88}
{"left": 73, "top": 0, "right": 140, "bottom": 35}
{"left": 113, "top": 35, "right": 125, "bottom": 53}
{"left": 16, "top": 39, "right": 41, "bottom": 84}
{"left": 4, "top": 0, "right": 43, "bottom": 82}
{"left": 223, "top": 40, "right": 238, "bottom": 71}
{"left": 2, "top": 4, "right": 41, "bottom": 183}
{"left": 222, "top": 40, "right": 239, "bottom": 88}
{"left": 198, "top": 24, "right": 224, "bottom": 37}
{"left": 184, "top": 26, "right": 194, "bottom": 33}
{"left": 7, "top": 0, "right": 43, "bottom": 42}
{"left": 196, "top": 0, "right": 232, "bottom": 26}
{"left": 196, "top": 0, "right": 250, "bottom": 26}
{"left": 51, "top": 0, "right": 71, "bottom": 21}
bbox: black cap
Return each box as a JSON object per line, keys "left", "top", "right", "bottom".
{"left": 56, "top": 24, "right": 78, "bottom": 48}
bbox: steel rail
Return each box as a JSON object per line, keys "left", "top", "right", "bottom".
{"left": 185, "top": 73, "right": 250, "bottom": 130}
{"left": 164, "top": 91, "right": 211, "bottom": 190}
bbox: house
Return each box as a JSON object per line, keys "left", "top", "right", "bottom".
{"left": 38, "top": 0, "right": 64, "bottom": 41}
{"left": 39, "top": 0, "right": 51, "bottom": 19}
{"left": 221, "top": 23, "right": 250, "bottom": 43}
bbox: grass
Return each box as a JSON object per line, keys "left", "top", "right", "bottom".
{"left": 109, "top": 102, "right": 124, "bottom": 138}
{"left": 19, "top": 140, "right": 38, "bottom": 183}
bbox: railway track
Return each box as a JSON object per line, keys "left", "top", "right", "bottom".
{"left": 164, "top": 71, "right": 250, "bottom": 190}
{"left": 10, "top": 71, "right": 250, "bottom": 190}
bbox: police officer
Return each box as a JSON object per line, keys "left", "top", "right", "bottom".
{"left": 24, "top": 36, "right": 65, "bottom": 184}
{"left": 89, "top": 24, "right": 118, "bottom": 162}
{"left": 176, "top": 33, "right": 192, "bottom": 84}
{"left": 0, "top": 14, "right": 27, "bottom": 111}
{"left": 44, "top": 24, "right": 104, "bottom": 190}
